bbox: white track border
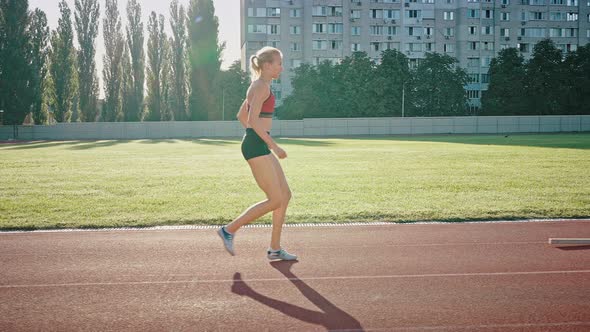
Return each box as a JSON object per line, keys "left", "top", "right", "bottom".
{"left": 0, "top": 218, "right": 588, "bottom": 234}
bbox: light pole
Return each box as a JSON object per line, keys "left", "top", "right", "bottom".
{"left": 222, "top": 87, "right": 225, "bottom": 121}
{"left": 0, "top": 110, "right": 4, "bottom": 125}
{"left": 401, "top": 83, "right": 405, "bottom": 118}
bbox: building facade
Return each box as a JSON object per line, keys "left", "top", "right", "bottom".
{"left": 241, "top": 0, "right": 590, "bottom": 111}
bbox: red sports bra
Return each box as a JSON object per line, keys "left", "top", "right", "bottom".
{"left": 247, "top": 91, "right": 275, "bottom": 118}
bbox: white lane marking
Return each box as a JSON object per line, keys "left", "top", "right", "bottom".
{"left": 0, "top": 218, "right": 588, "bottom": 234}
{"left": 0, "top": 241, "right": 551, "bottom": 257}
{"left": 336, "top": 321, "right": 590, "bottom": 331}
{"left": 1, "top": 270, "right": 589, "bottom": 289}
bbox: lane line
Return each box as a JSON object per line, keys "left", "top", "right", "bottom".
{"left": 2, "top": 270, "right": 589, "bottom": 289}
{"left": 0, "top": 241, "right": 552, "bottom": 257}
{"left": 337, "top": 321, "right": 590, "bottom": 331}
{"left": 1, "top": 218, "right": 588, "bottom": 234}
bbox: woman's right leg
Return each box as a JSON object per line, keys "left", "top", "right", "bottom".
{"left": 225, "top": 154, "right": 284, "bottom": 234}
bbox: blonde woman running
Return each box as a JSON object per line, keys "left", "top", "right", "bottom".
{"left": 217, "top": 47, "right": 297, "bottom": 261}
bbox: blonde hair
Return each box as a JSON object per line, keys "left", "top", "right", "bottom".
{"left": 249, "top": 46, "right": 282, "bottom": 80}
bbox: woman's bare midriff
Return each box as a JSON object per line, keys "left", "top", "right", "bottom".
{"left": 246, "top": 118, "right": 273, "bottom": 132}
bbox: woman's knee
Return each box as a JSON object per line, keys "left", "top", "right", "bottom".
{"left": 266, "top": 196, "right": 283, "bottom": 210}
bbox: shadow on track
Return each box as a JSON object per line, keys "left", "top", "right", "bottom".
{"left": 232, "top": 261, "right": 364, "bottom": 331}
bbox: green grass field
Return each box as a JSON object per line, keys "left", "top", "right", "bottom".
{"left": 1, "top": 133, "right": 589, "bottom": 231}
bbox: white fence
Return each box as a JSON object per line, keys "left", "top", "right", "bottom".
{"left": 1, "top": 115, "right": 589, "bottom": 140}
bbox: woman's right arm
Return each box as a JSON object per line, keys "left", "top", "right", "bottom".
{"left": 236, "top": 99, "right": 248, "bottom": 128}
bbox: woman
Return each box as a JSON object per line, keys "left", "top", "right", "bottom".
{"left": 217, "top": 47, "right": 297, "bottom": 261}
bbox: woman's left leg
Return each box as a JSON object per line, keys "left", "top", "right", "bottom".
{"left": 269, "top": 154, "right": 292, "bottom": 251}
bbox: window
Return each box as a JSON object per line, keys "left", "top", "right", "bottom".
{"left": 313, "top": 23, "right": 325, "bottom": 33}
{"left": 531, "top": 12, "right": 544, "bottom": 20}
{"left": 407, "top": 10, "right": 421, "bottom": 18}
{"left": 248, "top": 24, "right": 266, "bottom": 33}
{"left": 481, "top": 26, "right": 493, "bottom": 35}
{"left": 501, "top": 28, "right": 510, "bottom": 37}
{"left": 468, "top": 90, "right": 480, "bottom": 99}
{"left": 444, "top": 44, "right": 454, "bottom": 52}
{"left": 550, "top": 0, "right": 564, "bottom": 4}
{"left": 549, "top": 28, "right": 562, "bottom": 37}
{"left": 469, "top": 26, "right": 477, "bottom": 35}
{"left": 483, "top": 42, "right": 494, "bottom": 51}
{"left": 384, "top": 9, "right": 400, "bottom": 19}
{"left": 484, "top": 10, "right": 493, "bottom": 19}
{"left": 372, "top": 42, "right": 381, "bottom": 51}
{"left": 501, "top": 12, "right": 510, "bottom": 21}
{"left": 267, "top": 8, "right": 280, "bottom": 17}
{"left": 328, "top": 23, "right": 343, "bottom": 34}
{"left": 445, "top": 27, "right": 454, "bottom": 36}
{"left": 565, "top": 28, "right": 578, "bottom": 37}
{"left": 268, "top": 41, "right": 279, "bottom": 48}
{"left": 468, "top": 74, "right": 479, "bottom": 83}
{"left": 351, "top": 26, "right": 361, "bottom": 35}
{"left": 518, "top": 43, "right": 530, "bottom": 52}
{"left": 291, "top": 42, "right": 301, "bottom": 51}
{"left": 248, "top": 8, "right": 267, "bottom": 17}
{"left": 425, "top": 43, "right": 433, "bottom": 51}
{"left": 312, "top": 6, "right": 327, "bottom": 16}
{"left": 524, "top": 28, "right": 546, "bottom": 37}
{"left": 351, "top": 10, "right": 361, "bottom": 19}
{"left": 328, "top": 6, "right": 343, "bottom": 16}
{"left": 567, "top": 13, "right": 578, "bottom": 21}
{"left": 482, "top": 74, "right": 490, "bottom": 83}
{"left": 370, "top": 9, "right": 383, "bottom": 19}
{"left": 550, "top": 12, "right": 564, "bottom": 21}
{"left": 502, "top": 0, "right": 510, "bottom": 4}
{"left": 268, "top": 25, "right": 280, "bottom": 35}
{"left": 388, "top": 26, "right": 397, "bottom": 35}
{"left": 290, "top": 26, "right": 301, "bottom": 35}
{"left": 405, "top": 43, "right": 422, "bottom": 52}
{"left": 370, "top": 25, "right": 384, "bottom": 35}
{"left": 424, "top": 27, "right": 433, "bottom": 36}
{"left": 408, "top": 26, "right": 422, "bottom": 36}
{"left": 290, "top": 9, "right": 301, "bottom": 18}
{"left": 567, "top": 0, "right": 578, "bottom": 5}
{"left": 468, "top": 9, "right": 480, "bottom": 19}
{"left": 312, "top": 40, "right": 327, "bottom": 50}
{"left": 467, "top": 57, "right": 480, "bottom": 67}
{"left": 482, "top": 56, "right": 491, "bottom": 67}
{"left": 351, "top": 43, "right": 362, "bottom": 52}
{"left": 291, "top": 59, "right": 302, "bottom": 68}
{"left": 469, "top": 41, "right": 479, "bottom": 50}
{"left": 331, "top": 40, "right": 343, "bottom": 50}
{"left": 444, "top": 11, "right": 454, "bottom": 20}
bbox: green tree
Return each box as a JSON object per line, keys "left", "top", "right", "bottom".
{"left": 125, "top": 0, "right": 144, "bottom": 122}
{"left": 340, "top": 52, "right": 375, "bottom": 117}
{"left": 562, "top": 44, "right": 590, "bottom": 115}
{"left": 188, "top": 0, "right": 224, "bottom": 121}
{"left": 169, "top": 0, "right": 188, "bottom": 121}
{"left": 525, "top": 38, "right": 564, "bottom": 115}
{"left": 48, "top": 0, "right": 76, "bottom": 123}
{"left": 214, "top": 60, "right": 249, "bottom": 121}
{"left": 0, "top": 0, "right": 32, "bottom": 125}
{"left": 74, "top": 0, "right": 100, "bottom": 122}
{"left": 411, "top": 52, "right": 468, "bottom": 116}
{"left": 375, "top": 49, "right": 410, "bottom": 117}
{"left": 146, "top": 12, "right": 166, "bottom": 121}
{"left": 481, "top": 48, "right": 527, "bottom": 115}
{"left": 279, "top": 63, "right": 318, "bottom": 120}
{"left": 102, "top": 0, "right": 124, "bottom": 122}
{"left": 121, "top": 42, "right": 132, "bottom": 122}
{"left": 29, "top": 8, "right": 50, "bottom": 124}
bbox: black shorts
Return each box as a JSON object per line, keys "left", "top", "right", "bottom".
{"left": 241, "top": 128, "right": 271, "bottom": 161}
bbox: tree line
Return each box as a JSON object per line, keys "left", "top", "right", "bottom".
{"left": 278, "top": 39, "right": 590, "bottom": 119}
{"left": 0, "top": 0, "right": 248, "bottom": 125}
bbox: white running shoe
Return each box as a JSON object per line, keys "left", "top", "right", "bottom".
{"left": 267, "top": 248, "right": 297, "bottom": 261}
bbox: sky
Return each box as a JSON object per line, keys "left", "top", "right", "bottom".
{"left": 29, "top": 0, "right": 240, "bottom": 95}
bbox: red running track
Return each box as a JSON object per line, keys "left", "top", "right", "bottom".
{"left": 1, "top": 220, "right": 589, "bottom": 331}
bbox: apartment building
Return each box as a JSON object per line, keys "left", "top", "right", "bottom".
{"left": 241, "top": 0, "right": 590, "bottom": 111}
